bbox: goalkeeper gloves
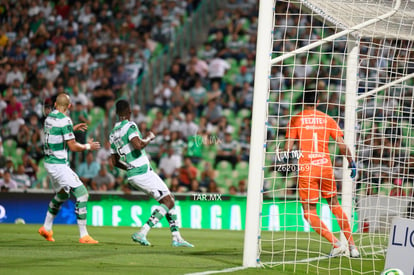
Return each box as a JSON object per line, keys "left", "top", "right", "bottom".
{"left": 349, "top": 160, "right": 357, "bottom": 179}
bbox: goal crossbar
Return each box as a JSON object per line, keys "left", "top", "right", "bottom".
{"left": 357, "top": 72, "right": 414, "bottom": 100}
{"left": 270, "top": 0, "right": 401, "bottom": 65}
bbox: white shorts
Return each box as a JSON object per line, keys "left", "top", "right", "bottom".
{"left": 128, "top": 170, "right": 170, "bottom": 201}
{"left": 44, "top": 163, "right": 83, "bottom": 192}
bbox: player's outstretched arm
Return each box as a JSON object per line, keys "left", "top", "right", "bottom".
{"left": 67, "top": 138, "right": 101, "bottom": 152}
{"left": 130, "top": 131, "right": 156, "bottom": 150}
{"left": 336, "top": 136, "right": 357, "bottom": 178}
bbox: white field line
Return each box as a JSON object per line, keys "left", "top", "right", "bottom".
{"left": 184, "top": 266, "right": 248, "bottom": 275}
{"left": 185, "top": 249, "right": 387, "bottom": 274}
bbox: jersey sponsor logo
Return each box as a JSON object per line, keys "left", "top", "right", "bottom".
{"left": 311, "top": 158, "right": 329, "bottom": 165}
{"left": 308, "top": 153, "right": 326, "bottom": 158}
{"left": 300, "top": 117, "right": 326, "bottom": 125}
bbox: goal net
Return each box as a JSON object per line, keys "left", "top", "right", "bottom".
{"left": 244, "top": 0, "right": 414, "bottom": 274}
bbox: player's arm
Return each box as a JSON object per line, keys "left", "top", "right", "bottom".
{"left": 110, "top": 154, "right": 129, "bottom": 171}
{"left": 284, "top": 138, "right": 295, "bottom": 152}
{"left": 336, "top": 136, "right": 353, "bottom": 164}
{"left": 336, "top": 135, "right": 357, "bottom": 178}
{"left": 130, "top": 131, "right": 155, "bottom": 150}
{"left": 67, "top": 138, "right": 100, "bottom": 152}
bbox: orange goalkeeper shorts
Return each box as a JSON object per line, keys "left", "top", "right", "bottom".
{"left": 298, "top": 163, "right": 337, "bottom": 203}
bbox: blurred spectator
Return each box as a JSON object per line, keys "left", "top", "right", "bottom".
{"left": 17, "top": 124, "right": 31, "bottom": 149}
{"left": 26, "top": 130, "right": 43, "bottom": 163}
{"left": 180, "top": 113, "right": 198, "bottom": 141}
{"left": 91, "top": 166, "right": 115, "bottom": 191}
{"left": 187, "top": 55, "right": 208, "bottom": 79}
{"left": 237, "top": 82, "right": 254, "bottom": 109}
{"left": 170, "top": 131, "right": 186, "bottom": 161}
{"left": 235, "top": 65, "right": 253, "bottom": 88}
{"left": 215, "top": 131, "right": 238, "bottom": 168}
{"left": 131, "top": 105, "right": 147, "bottom": 125}
{"left": 198, "top": 42, "right": 217, "bottom": 63}
{"left": 0, "top": 170, "right": 18, "bottom": 191}
{"left": 77, "top": 151, "right": 100, "bottom": 188}
{"left": 159, "top": 146, "right": 181, "bottom": 180}
{"left": 5, "top": 95, "right": 23, "bottom": 120}
{"left": 189, "top": 78, "right": 207, "bottom": 115}
{"left": 204, "top": 98, "right": 223, "bottom": 125}
{"left": 170, "top": 176, "right": 186, "bottom": 193}
{"left": 200, "top": 162, "right": 216, "bottom": 188}
{"left": 221, "top": 83, "right": 236, "bottom": 110}
{"left": 229, "top": 185, "right": 238, "bottom": 195}
{"left": 21, "top": 153, "right": 38, "bottom": 183}
{"left": 5, "top": 111, "right": 25, "bottom": 139}
{"left": 178, "top": 157, "right": 198, "bottom": 188}
{"left": 389, "top": 179, "right": 407, "bottom": 197}
{"left": 96, "top": 141, "right": 112, "bottom": 165}
{"left": 13, "top": 164, "right": 31, "bottom": 189}
{"left": 207, "top": 180, "right": 220, "bottom": 193}
{"left": 238, "top": 180, "right": 247, "bottom": 195}
{"left": 208, "top": 54, "right": 230, "bottom": 85}
{"left": 189, "top": 179, "right": 202, "bottom": 193}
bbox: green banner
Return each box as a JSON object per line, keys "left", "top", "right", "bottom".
{"left": 87, "top": 195, "right": 357, "bottom": 232}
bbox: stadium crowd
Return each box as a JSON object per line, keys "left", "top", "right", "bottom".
{"left": 0, "top": 0, "right": 256, "bottom": 195}
{"left": 0, "top": 0, "right": 413, "bottom": 198}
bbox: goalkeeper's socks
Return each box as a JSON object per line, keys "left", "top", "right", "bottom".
{"left": 331, "top": 205, "right": 355, "bottom": 246}
{"left": 142, "top": 204, "right": 169, "bottom": 234}
{"left": 304, "top": 209, "right": 339, "bottom": 246}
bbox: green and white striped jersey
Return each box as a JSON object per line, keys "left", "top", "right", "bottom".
{"left": 43, "top": 110, "right": 75, "bottom": 165}
{"left": 109, "top": 120, "right": 150, "bottom": 178}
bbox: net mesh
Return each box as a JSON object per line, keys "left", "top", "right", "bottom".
{"left": 259, "top": 0, "right": 414, "bottom": 273}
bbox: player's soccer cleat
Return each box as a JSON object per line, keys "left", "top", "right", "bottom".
{"left": 349, "top": 246, "right": 360, "bottom": 258}
{"left": 79, "top": 235, "right": 99, "bottom": 244}
{"left": 131, "top": 232, "right": 151, "bottom": 246}
{"left": 38, "top": 226, "right": 55, "bottom": 242}
{"left": 172, "top": 238, "right": 194, "bottom": 248}
{"left": 329, "top": 244, "right": 347, "bottom": 257}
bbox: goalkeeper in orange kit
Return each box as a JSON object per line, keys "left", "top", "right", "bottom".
{"left": 284, "top": 91, "right": 359, "bottom": 258}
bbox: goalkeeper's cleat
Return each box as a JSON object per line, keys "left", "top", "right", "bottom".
{"left": 172, "top": 238, "right": 194, "bottom": 248}
{"left": 349, "top": 246, "right": 360, "bottom": 258}
{"left": 38, "top": 226, "right": 55, "bottom": 242}
{"left": 131, "top": 232, "right": 151, "bottom": 246}
{"left": 329, "top": 244, "right": 347, "bottom": 257}
{"left": 79, "top": 235, "right": 99, "bottom": 244}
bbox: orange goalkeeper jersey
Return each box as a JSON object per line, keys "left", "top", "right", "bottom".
{"left": 286, "top": 109, "right": 343, "bottom": 166}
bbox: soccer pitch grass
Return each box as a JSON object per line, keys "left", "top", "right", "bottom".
{"left": 0, "top": 224, "right": 384, "bottom": 275}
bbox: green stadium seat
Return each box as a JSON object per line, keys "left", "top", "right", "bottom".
{"left": 237, "top": 109, "right": 251, "bottom": 119}
{"left": 216, "top": 160, "right": 232, "bottom": 173}
{"left": 222, "top": 108, "right": 236, "bottom": 126}
{"left": 235, "top": 161, "right": 249, "bottom": 181}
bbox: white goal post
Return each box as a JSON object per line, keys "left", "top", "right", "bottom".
{"left": 244, "top": 0, "right": 414, "bottom": 270}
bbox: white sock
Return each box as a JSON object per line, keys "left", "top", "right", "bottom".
{"left": 44, "top": 212, "right": 55, "bottom": 231}
{"left": 172, "top": 231, "right": 181, "bottom": 241}
{"left": 78, "top": 219, "right": 89, "bottom": 238}
{"left": 140, "top": 224, "right": 151, "bottom": 236}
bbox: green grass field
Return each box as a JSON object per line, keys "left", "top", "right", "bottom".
{"left": 0, "top": 224, "right": 384, "bottom": 275}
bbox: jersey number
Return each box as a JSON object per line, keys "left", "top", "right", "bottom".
{"left": 313, "top": 132, "right": 318, "bottom": 152}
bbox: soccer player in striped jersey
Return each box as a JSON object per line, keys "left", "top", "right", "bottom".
{"left": 284, "top": 91, "right": 359, "bottom": 258}
{"left": 109, "top": 99, "right": 193, "bottom": 247}
{"left": 38, "top": 93, "right": 101, "bottom": 244}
